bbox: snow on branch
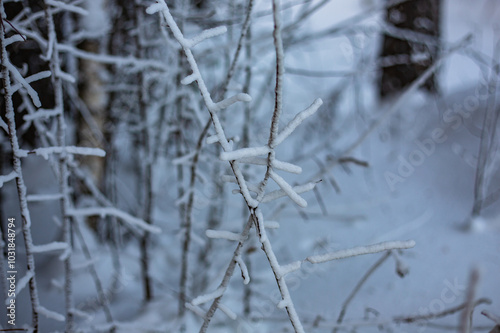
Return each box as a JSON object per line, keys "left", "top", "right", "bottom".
{"left": 11, "top": 70, "right": 51, "bottom": 94}
{"left": 218, "top": 303, "right": 237, "bottom": 320}
{"left": 6, "top": 60, "right": 41, "bottom": 107}
{"left": 205, "top": 135, "right": 219, "bottom": 144}
{"left": 186, "top": 26, "right": 228, "bottom": 48}
{"left": 27, "top": 193, "right": 63, "bottom": 202}
{"left": 0, "top": 117, "right": 7, "bottom": 132}
{"left": 234, "top": 255, "right": 250, "bottom": 284}
{"left": 272, "top": 159, "right": 302, "bottom": 174}
{"left": 185, "top": 303, "right": 206, "bottom": 318}
{"left": 67, "top": 207, "right": 161, "bottom": 234}
{"left": 238, "top": 157, "right": 302, "bottom": 174}
{"left": 181, "top": 73, "right": 198, "bottom": 86}
{"left": 269, "top": 170, "right": 307, "bottom": 207}
{"left": 265, "top": 221, "right": 280, "bottom": 229}
{"left": 306, "top": 240, "right": 416, "bottom": 264}
{"left": 205, "top": 229, "right": 242, "bottom": 241}
{"left": 23, "top": 108, "right": 61, "bottom": 121}
{"left": 46, "top": 0, "right": 88, "bottom": 16}
{"left": 278, "top": 261, "right": 302, "bottom": 278}
{"left": 192, "top": 287, "right": 225, "bottom": 306}
{"left": 273, "top": 98, "right": 323, "bottom": 147}
{"left": 38, "top": 305, "right": 65, "bottom": 322}
{"left": 0, "top": 171, "right": 17, "bottom": 188}
{"left": 13, "top": 270, "right": 35, "bottom": 303}
{"left": 5, "top": 35, "right": 25, "bottom": 46}
{"left": 146, "top": 0, "right": 251, "bottom": 153}
{"left": 32, "top": 241, "right": 68, "bottom": 254}
{"left": 482, "top": 310, "right": 500, "bottom": 326}
{"left": 19, "top": 146, "right": 106, "bottom": 159}
{"left": 261, "top": 181, "right": 317, "bottom": 203}
{"left": 55, "top": 68, "right": 75, "bottom": 83}
{"left": 213, "top": 93, "right": 252, "bottom": 112}
{"left": 220, "top": 146, "right": 270, "bottom": 161}
{"left": 56, "top": 43, "right": 168, "bottom": 71}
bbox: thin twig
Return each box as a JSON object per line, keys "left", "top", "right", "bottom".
{"left": 333, "top": 252, "right": 391, "bottom": 333}
{"left": 0, "top": 2, "right": 40, "bottom": 331}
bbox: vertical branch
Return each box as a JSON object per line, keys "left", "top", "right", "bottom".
{"left": 460, "top": 268, "right": 480, "bottom": 333}
{"left": 179, "top": 121, "right": 210, "bottom": 319}
{"left": 175, "top": 0, "right": 188, "bottom": 319}
{"left": 241, "top": 14, "right": 253, "bottom": 317}
{"left": 333, "top": 252, "right": 391, "bottom": 333}
{"left": 0, "top": 226, "right": 7, "bottom": 319}
{"left": 0, "top": 2, "right": 40, "bottom": 331}
{"left": 256, "top": 0, "right": 285, "bottom": 199}
{"left": 269, "top": 0, "right": 285, "bottom": 147}
{"left": 73, "top": 221, "right": 114, "bottom": 325}
{"left": 471, "top": 41, "right": 500, "bottom": 219}
{"left": 199, "top": 216, "right": 253, "bottom": 333}
{"left": 135, "top": 3, "right": 154, "bottom": 302}
{"left": 42, "top": 2, "right": 75, "bottom": 330}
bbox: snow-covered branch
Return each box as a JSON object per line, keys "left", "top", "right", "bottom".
{"left": 306, "top": 240, "right": 416, "bottom": 264}
{"left": 67, "top": 207, "right": 161, "bottom": 234}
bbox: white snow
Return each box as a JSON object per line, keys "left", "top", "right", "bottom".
{"left": 218, "top": 303, "right": 237, "bottom": 320}
{"left": 10, "top": 70, "right": 52, "bottom": 94}
{"left": 191, "top": 287, "right": 225, "bottom": 306}
{"left": 13, "top": 270, "right": 35, "bottom": 302}
{"left": 278, "top": 260, "right": 302, "bottom": 278}
{"left": 273, "top": 98, "right": 323, "bottom": 147}
{"left": 47, "top": 0, "right": 88, "bottom": 16}
{"left": 26, "top": 193, "right": 64, "bottom": 202}
{"left": 269, "top": 170, "right": 308, "bottom": 207}
{"left": 67, "top": 207, "right": 161, "bottom": 234}
{"left": 205, "top": 229, "right": 241, "bottom": 241}
{"left": 6, "top": 60, "right": 42, "bottom": 107}
{"left": 19, "top": 146, "right": 106, "bottom": 159}
{"left": 213, "top": 93, "right": 252, "bottom": 112}
{"left": 220, "top": 146, "right": 270, "bottom": 161}
{"left": 261, "top": 181, "right": 316, "bottom": 204}
{"left": 186, "top": 26, "right": 228, "bottom": 48}
{"left": 0, "top": 171, "right": 17, "bottom": 188}
{"left": 234, "top": 255, "right": 250, "bottom": 285}
{"left": 32, "top": 241, "right": 68, "bottom": 253}
{"left": 38, "top": 305, "right": 65, "bottom": 322}
{"left": 306, "top": 240, "right": 416, "bottom": 264}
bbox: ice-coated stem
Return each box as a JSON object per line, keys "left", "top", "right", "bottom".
{"left": 199, "top": 217, "right": 253, "bottom": 333}
{"left": 1, "top": 2, "right": 40, "bottom": 330}
{"left": 43, "top": 2, "right": 74, "bottom": 330}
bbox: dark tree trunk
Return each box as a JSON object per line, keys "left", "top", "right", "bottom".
{"left": 379, "top": 0, "right": 441, "bottom": 99}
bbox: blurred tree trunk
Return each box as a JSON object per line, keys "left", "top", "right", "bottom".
{"left": 379, "top": 0, "right": 441, "bottom": 98}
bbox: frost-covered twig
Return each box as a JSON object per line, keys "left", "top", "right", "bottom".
{"left": 66, "top": 207, "right": 161, "bottom": 234}
{"left": 0, "top": 2, "right": 40, "bottom": 330}
{"left": 470, "top": 40, "right": 500, "bottom": 220}
{"left": 460, "top": 268, "right": 480, "bottom": 333}
{"left": 394, "top": 297, "right": 491, "bottom": 324}
{"left": 73, "top": 221, "right": 114, "bottom": 326}
{"left": 306, "top": 240, "right": 415, "bottom": 264}
{"left": 199, "top": 217, "right": 253, "bottom": 332}
{"left": 134, "top": 3, "right": 154, "bottom": 303}
{"left": 0, "top": 170, "right": 17, "bottom": 188}
{"left": 481, "top": 310, "right": 500, "bottom": 326}
{"left": 147, "top": 1, "right": 320, "bottom": 331}
{"left": 43, "top": 2, "right": 75, "bottom": 328}
{"left": 333, "top": 251, "right": 392, "bottom": 333}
